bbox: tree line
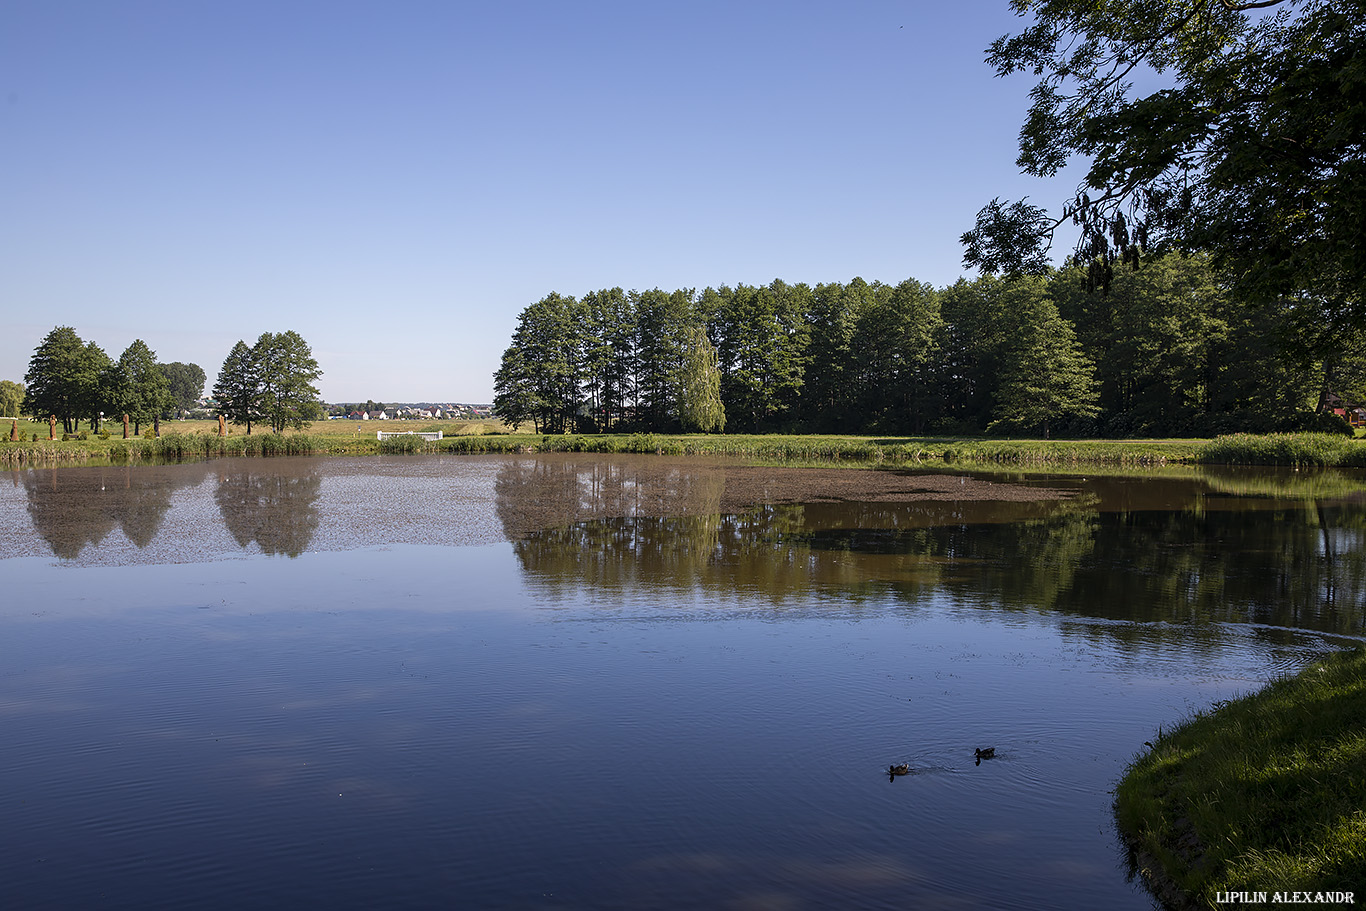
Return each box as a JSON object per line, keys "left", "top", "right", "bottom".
{"left": 494, "top": 254, "right": 1354, "bottom": 438}
{"left": 17, "top": 327, "right": 206, "bottom": 434}
{"left": 13, "top": 327, "right": 323, "bottom": 435}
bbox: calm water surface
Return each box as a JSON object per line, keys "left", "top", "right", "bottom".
{"left": 2, "top": 455, "right": 1363, "bottom": 910}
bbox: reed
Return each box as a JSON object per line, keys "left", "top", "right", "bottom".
{"left": 1197, "top": 433, "right": 1366, "bottom": 467}
{"left": 6, "top": 428, "right": 1366, "bottom": 470}
{"left": 441, "top": 433, "right": 1208, "bottom": 466}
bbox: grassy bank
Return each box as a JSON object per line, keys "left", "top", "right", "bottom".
{"left": 392, "top": 432, "right": 1211, "bottom": 464}
{"left": 1115, "top": 647, "right": 1366, "bottom": 907}
{"left": 3, "top": 419, "right": 1366, "bottom": 469}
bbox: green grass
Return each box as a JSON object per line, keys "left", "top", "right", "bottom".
{"left": 1115, "top": 648, "right": 1366, "bottom": 906}
{"left": 4, "top": 420, "right": 1366, "bottom": 470}
{"left": 1198, "top": 433, "right": 1366, "bottom": 467}
{"left": 422, "top": 432, "right": 1211, "bottom": 464}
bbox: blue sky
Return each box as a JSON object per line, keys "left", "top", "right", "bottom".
{"left": 1, "top": 1, "right": 1076, "bottom": 403}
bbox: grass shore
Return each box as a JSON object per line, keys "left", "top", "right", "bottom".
{"left": 2, "top": 418, "right": 1365, "bottom": 469}
{"left": 1115, "top": 647, "right": 1366, "bottom": 907}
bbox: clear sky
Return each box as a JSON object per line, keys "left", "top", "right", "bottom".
{"left": 1, "top": 0, "right": 1075, "bottom": 404}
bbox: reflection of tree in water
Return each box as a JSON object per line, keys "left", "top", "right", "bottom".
{"left": 495, "top": 457, "right": 728, "bottom": 539}
{"left": 214, "top": 467, "right": 321, "bottom": 557}
{"left": 803, "top": 499, "right": 1366, "bottom": 638}
{"left": 507, "top": 464, "right": 1095, "bottom": 605}
{"left": 23, "top": 464, "right": 209, "bottom": 559}
{"left": 1064, "top": 506, "right": 1366, "bottom": 638}
{"left": 508, "top": 466, "right": 1366, "bottom": 637}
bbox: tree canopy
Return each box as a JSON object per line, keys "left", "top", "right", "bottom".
{"left": 677, "top": 324, "right": 725, "bottom": 433}
{"left": 213, "top": 341, "right": 263, "bottom": 434}
{"left": 213, "top": 332, "right": 323, "bottom": 434}
{"left": 255, "top": 331, "right": 324, "bottom": 433}
{"left": 22, "top": 327, "right": 108, "bottom": 433}
{"left": 107, "top": 340, "right": 172, "bottom": 434}
{"left": 492, "top": 257, "right": 1332, "bottom": 439}
{"left": 161, "top": 362, "right": 207, "bottom": 417}
{"left": 0, "top": 380, "right": 24, "bottom": 418}
{"left": 962, "top": 0, "right": 1365, "bottom": 326}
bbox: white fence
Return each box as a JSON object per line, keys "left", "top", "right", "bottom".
{"left": 376, "top": 430, "right": 444, "bottom": 441}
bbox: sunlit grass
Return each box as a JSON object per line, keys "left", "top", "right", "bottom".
{"left": 1115, "top": 648, "right": 1366, "bottom": 903}
{"left": 4, "top": 420, "right": 1366, "bottom": 471}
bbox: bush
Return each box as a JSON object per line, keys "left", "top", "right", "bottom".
{"left": 1289, "top": 410, "right": 1354, "bottom": 436}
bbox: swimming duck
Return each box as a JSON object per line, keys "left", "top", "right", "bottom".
{"left": 974, "top": 747, "right": 995, "bottom": 765}
{"left": 888, "top": 762, "right": 911, "bottom": 778}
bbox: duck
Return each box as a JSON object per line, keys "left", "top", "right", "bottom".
{"left": 888, "top": 762, "right": 911, "bottom": 778}
{"left": 974, "top": 747, "right": 995, "bottom": 765}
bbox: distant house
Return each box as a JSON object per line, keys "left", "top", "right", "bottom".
{"left": 1322, "top": 391, "right": 1366, "bottom": 427}
{"left": 368, "top": 410, "right": 388, "bottom": 421}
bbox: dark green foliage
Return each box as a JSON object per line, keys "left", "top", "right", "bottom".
{"left": 963, "top": 0, "right": 1366, "bottom": 344}
{"left": 255, "top": 331, "right": 324, "bottom": 433}
{"left": 494, "top": 255, "right": 1335, "bottom": 438}
{"left": 804, "top": 280, "right": 873, "bottom": 431}
{"left": 213, "top": 332, "right": 323, "bottom": 434}
{"left": 160, "top": 362, "right": 206, "bottom": 417}
{"left": 23, "top": 327, "right": 109, "bottom": 433}
{"left": 578, "top": 288, "right": 635, "bottom": 431}
{"left": 213, "top": 340, "right": 263, "bottom": 433}
{"left": 107, "top": 340, "right": 172, "bottom": 435}
{"left": 987, "top": 277, "right": 1098, "bottom": 438}
{"left": 493, "top": 292, "right": 583, "bottom": 433}
{"left": 849, "top": 280, "right": 942, "bottom": 433}
{"left": 633, "top": 288, "right": 697, "bottom": 431}
{"left": 713, "top": 281, "right": 809, "bottom": 432}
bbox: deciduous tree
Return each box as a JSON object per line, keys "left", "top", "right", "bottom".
{"left": 254, "top": 331, "right": 324, "bottom": 433}
{"left": 161, "top": 362, "right": 207, "bottom": 418}
{"left": 962, "top": 0, "right": 1366, "bottom": 332}
{"left": 677, "top": 324, "right": 725, "bottom": 433}
{"left": 0, "top": 380, "right": 24, "bottom": 418}
{"left": 23, "top": 327, "right": 107, "bottom": 433}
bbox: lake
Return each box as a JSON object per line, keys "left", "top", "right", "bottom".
{"left": 2, "top": 454, "right": 1362, "bottom": 910}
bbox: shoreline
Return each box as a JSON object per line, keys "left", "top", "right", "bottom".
{"left": 1114, "top": 648, "right": 1366, "bottom": 907}
{"left": 5, "top": 427, "right": 1366, "bottom": 470}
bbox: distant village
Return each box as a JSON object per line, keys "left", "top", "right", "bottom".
{"left": 175, "top": 398, "right": 496, "bottom": 423}
{"left": 327, "top": 403, "right": 495, "bottom": 422}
